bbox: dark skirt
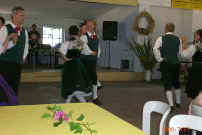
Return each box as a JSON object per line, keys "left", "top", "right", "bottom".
{"left": 187, "top": 63, "right": 202, "bottom": 99}
{"left": 61, "top": 58, "right": 93, "bottom": 99}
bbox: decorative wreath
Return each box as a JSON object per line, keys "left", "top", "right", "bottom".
{"left": 133, "top": 11, "right": 155, "bottom": 35}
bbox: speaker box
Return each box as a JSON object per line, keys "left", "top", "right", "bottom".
{"left": 102, "top": 21, "right": 117, "bottom": 41}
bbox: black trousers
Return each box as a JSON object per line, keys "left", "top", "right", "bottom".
{"left": 81, "top": 59, "right": 97, "bottom": 85}
{"left": 0, "top": 60, "right": 22, "bottom": 96}
{"left": 160, "top": 62, "right": 181, "bottom": 91}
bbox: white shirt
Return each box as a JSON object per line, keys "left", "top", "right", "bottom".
{"left": 153, "top": 32, "right": 182, "bottom": 62}
{"left": 59, "top": 40, "right": 92, "bottom": 56}
{"left": 181, "top": 44, "right": 197, "bottom": 59}
{"left": 0, "top": 22, "right": 29, "bottom": 59}
{"left": 80, "top": 31, "right": 101, "bottom": 57}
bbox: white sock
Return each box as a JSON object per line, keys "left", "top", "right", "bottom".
{"left": 74, "top": 93, "right": 86, "bottom": 103}
{"left": 66, "top": 97, "right": 71, "bottom": 103}
{"left": 165, "top": 91, "right": 173, "bottom": 106}
{"left": 175, "top": 89, "right": 181, "bottom": 104}
{"left": 97, "top": 80, "right": 101, "bottom": 87}
{"left": 93, "top": 85, "right": 97, "bottom": 99}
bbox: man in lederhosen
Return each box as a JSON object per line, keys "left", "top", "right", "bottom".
{"left": 0, "top": 6, "right": 29, "bottom": 97}
{"left": 153, "top": 22, "right": 182, "bottom": 112}
{"left": 80, "top": 20, "right": 102, "bottom": 105}
{"left": 79, "top": 24, "right": 102, "bottom": 89}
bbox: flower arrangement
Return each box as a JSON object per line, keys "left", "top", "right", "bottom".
{"left": 123, "top": 36, "right": 157, "bottom": 72}
{"left": 41, "top": 105, "right": 97, "bottom": 135}
{"left": 134, "top": 28, "right": 150, "bottom": 35}
{"left": 179, "top": 66, "right": 189, "bottom": 85}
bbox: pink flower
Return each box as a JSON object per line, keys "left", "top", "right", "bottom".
{"left": 54, "top": 111, "right": 70, "bottom": 121}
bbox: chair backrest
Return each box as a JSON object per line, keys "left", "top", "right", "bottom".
{"left": 192, "top": 105, "right": 202, "bottom": 117}
{"left": 142, "top": 101, "right": 171, "bottom": 135}
{"left": 169, "top": 115, "right": 202, "bottom": 135}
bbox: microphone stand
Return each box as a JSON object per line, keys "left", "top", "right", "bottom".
{"left": 101, "top": 41, "right": 118, "bottom": 70}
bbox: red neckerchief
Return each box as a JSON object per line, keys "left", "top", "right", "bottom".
{"left": 14, "top": 26, "right": 21, "bottom": 34}
{"left": 91, "top": 35, "right": 96, "bottom": 41}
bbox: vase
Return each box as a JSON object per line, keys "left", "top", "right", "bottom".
{"left": 144, "top": 70, "right": 152, "bottom": 82}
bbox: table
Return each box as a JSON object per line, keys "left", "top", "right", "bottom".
{"left": 28, "top": 49, "right": 54, "bottom": 69}
{"left": 0, "top": 103, "right": 147, "bottom": 135}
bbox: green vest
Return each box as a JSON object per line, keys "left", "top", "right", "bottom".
{"left": 161, "top": 34, "right": 180, "bottom": 64}
{"left": 0, "top": 24, "right": 26, "bottom": 63}
{"left": 81, "top": 33, "right": 99, "bottom": 60}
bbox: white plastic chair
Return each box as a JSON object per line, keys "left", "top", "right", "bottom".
{"left": 169, "top": 115, "right": 202, "bottom": 135}
{"left": 191, "top": 105, "right": 202, "bottom": 135}
{"left": 142, "top": 101, "right": 171, "bottom": 135}
{"left": 192, "top": 105, "right": 202, "bottom": 117}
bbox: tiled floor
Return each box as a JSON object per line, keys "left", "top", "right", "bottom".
{"left": 18, "top": 81, "right": 192, "bottom": 135}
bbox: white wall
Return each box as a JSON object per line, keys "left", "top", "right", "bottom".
{"left": 150, "top": 6, "right": 184, "bottom": 44}
{"left": 95, "top": 6, "right": 138, "bottom": 69}
{"left": 192, "top": 10, "right": 202, "bottom": 37}
{"left": 182, "top": 9, "right": 193, "bottom": 44}
{"left": 95, "top": 6, "right": 138, "bottom": 30}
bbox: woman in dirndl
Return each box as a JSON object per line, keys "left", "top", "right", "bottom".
{"left": 59, "top": 25, "right": 97, "bottom": 103}
{"left": 181, "top": 29, "right": 202, "bottom": 99}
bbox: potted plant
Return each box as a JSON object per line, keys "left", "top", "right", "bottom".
{"left": 123, "top": 36, "right": 157, "bottom": 81}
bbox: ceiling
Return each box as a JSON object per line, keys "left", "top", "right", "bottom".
{"left": 0, "top": 0, "right": 127, "bottom": 20}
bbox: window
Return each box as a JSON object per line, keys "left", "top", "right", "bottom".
{"left": 43, "top": 25, "right": 63, "bottom": 47}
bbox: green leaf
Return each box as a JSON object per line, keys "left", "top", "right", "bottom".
{"left": 69, "top": 122, "right": 75, "bottom": 131}
{"left": 53, "top": 121, "right": 62, "bottom": 127}
{"left": 92, "top": 130, "right": 97, "bottom": 133}
{"left": 66, "top": 111, "right": 74, "bottom": 119}
{"left": 77, "top": 114, "right": 84, "bottom": 121}
{"left": 59, "top": 117, "right": 63, "bottom": 122}
{"left": 53, "top": 105, "right": 62, "bottom": 111}
{"left": 74, "top": 124, "right": 80, "bottom": 129}
{"left": 47, "top": 106, "right": 52, "bottom": 110}
{"left": 74, "top": 125, "right": 82, "bottom": 133}
{"left": 41, "top": 113, "right": 51, "bottom": 118}
{"left": 87, "top": 121, "right": 96, "bottom": 125}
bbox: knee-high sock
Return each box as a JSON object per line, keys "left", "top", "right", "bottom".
{"left": 165, "top": 91, "right": 173, "bottom": 106}
{"left": 74, "top": 93, "right": 86, "bottom": 103}
{"left": 97, "top": 80, "right": 101, "bottom": 87}
{"left": 66, "top": 97, "right": 71, "bottom": 103}
{"left": 175, "top": 89, "right": 181, "bottom": 104}
{"left": 93, "top": 85, "right": 97, "bottom": 99}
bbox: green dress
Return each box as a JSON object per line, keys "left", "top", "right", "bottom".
{"left": 61, "top": 48, "right": 93, "bottom": 99}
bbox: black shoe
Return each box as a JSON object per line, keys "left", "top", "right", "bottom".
{"left": 73, "top": 96, "right": 79, "bottom": 101}
{"left": 93, "top": 98, "right": 103, "bottom": 105}
{"left": 97, "top": 86, "right": 102, "bottom": 90}
{"left": 175, "top": 101, "right": 180, "bottom": 108}
{"left": 170, "top": 106, "right": 174, "bottom": 113}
